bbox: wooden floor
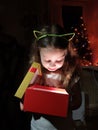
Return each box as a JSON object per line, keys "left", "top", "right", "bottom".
{"left": 86, "top": 116, "right": 98, "bottom": 130}
{"left": 73, "top": 115, "right": 98, "bottom": 130}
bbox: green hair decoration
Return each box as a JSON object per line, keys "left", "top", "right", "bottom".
{"left": 33, "top": 30, "right": 75, "bottom": 41}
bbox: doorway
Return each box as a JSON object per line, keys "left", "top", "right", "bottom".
{"left": 62, "top": 6, "right": 83, "bottom": 32}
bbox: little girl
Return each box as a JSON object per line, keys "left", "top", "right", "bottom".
{"left": 23, "top": 24, "right": 82, "bottom": 130}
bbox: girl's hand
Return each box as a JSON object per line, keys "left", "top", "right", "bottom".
{"left": 20, "top": 102, "right": 24, "bottom": 111}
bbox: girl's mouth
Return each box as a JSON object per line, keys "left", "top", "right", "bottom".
{"left": 48, "top": 68, "right": 57, "bottom": 71}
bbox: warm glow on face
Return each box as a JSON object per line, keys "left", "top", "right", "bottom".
{"left": 40, "top": 47, "right": 67, "bottom": 71}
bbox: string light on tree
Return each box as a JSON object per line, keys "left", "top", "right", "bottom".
{"left": 72, "top": 16, "right": 93, "bottom": 66}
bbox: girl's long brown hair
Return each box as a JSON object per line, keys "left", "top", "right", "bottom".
{"left": 29, "top": 24, "right": 81, "bottom": 90}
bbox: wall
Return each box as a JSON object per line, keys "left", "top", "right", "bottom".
{"left": 0, "top": 1, "right": 24, "bottom": 44}
{"left": 0, "top": 0, "right": 48, "bottom": 47}
{"left": 85, "top": 0, "right": 98, "bottom": 65}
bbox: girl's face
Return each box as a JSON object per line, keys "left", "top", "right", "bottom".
{"left": 40, "top": 47, "right": 67, "bottom": 71}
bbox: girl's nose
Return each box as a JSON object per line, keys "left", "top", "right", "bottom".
{"left": 49, "top": 62, "right": 56, "bottom": 67}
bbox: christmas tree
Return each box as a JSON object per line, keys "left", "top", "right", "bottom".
{"left": 72, "top": 16, "right": 93, "bottom": 66}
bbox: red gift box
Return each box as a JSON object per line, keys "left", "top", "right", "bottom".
{"left": 23, "top": 84, "right": 69, "bottom": 117}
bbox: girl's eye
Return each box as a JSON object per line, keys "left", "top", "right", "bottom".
{"left": 56, "top": 58, "right": 64, "bottom": 63}
{"left": 56, "top": 60, "right": 62, "bottom": 63}
{"left": 45, "top": 60, "right": 51, "bottom": 63}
